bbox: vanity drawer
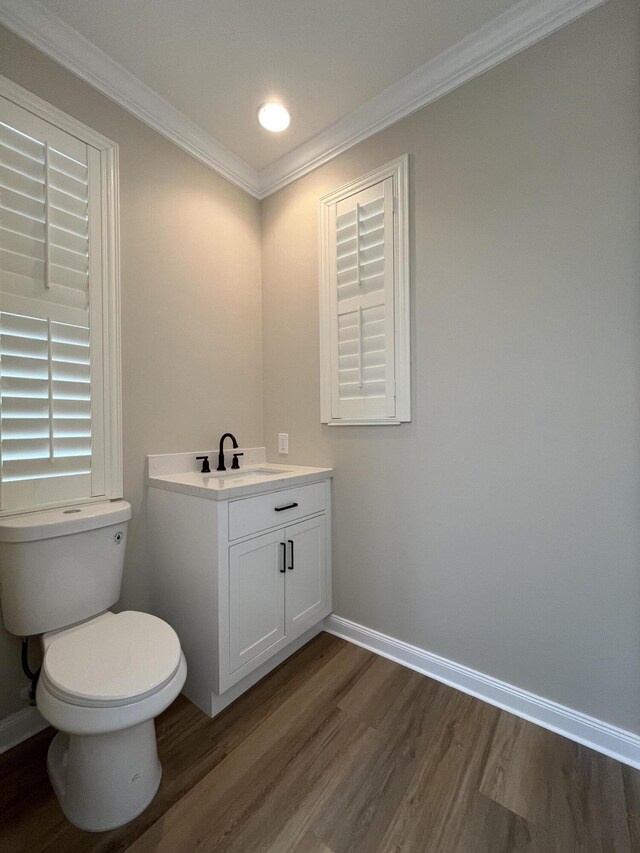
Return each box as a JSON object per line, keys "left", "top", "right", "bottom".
{"left": 229, "top": 482, "right": 326, "bottom": 540}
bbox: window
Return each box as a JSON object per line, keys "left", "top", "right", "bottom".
{"left": 319, "top": 155, "right": 410, "bottom": 425}
{"left": 0, "top": 77, "right": 121, "bottom": 515}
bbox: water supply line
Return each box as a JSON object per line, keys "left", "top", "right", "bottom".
{"left": 21, "top": 637, "right": 41, "bottom": 706}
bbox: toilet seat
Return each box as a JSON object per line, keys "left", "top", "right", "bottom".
{"left": 43, "top": 611, "right": 182, "bottom": 708}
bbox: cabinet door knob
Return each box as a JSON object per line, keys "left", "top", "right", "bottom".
{"left": 288, "top": 539, "right": 294, "bottom": 571}
{"left": 275, "top": 502, "right": 299, "bottom": 512}
{"left": 280, "top": 542, "right": 287, "bottom": 573}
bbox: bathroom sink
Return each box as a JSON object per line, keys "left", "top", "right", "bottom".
{"left": 202, "top": 467, "right": 293, "bottom": 488}
{"left": 208, "top": 467, "right": 291, "bottom": 482}
{"left": 147, "top": 460, "right": 332, "bottom": 500}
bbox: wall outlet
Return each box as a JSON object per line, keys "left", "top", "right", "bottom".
{"left": 278, "top": 433, "right": 289, "bottom": 455}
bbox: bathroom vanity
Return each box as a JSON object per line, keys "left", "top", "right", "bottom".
{"left": 147, "top": 449, "right": 333, "bottom": 716}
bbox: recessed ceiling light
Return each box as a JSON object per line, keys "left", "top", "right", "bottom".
{"left": 257, "top": 102, "right": 291, "bottom": 133}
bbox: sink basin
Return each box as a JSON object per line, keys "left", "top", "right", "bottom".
{"left": 203, "top": 467, "right": 293, "bottom": 487}
{"left": 147, "top": 458, "right": 333, "bottom": 501}
{"left": 150, "top": 464, "right": 302, "bottom": 495}
{"left": 208, "top": 467, "right": 291, "bottom": 481}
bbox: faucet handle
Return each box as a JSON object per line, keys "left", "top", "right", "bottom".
{"left": 231, "top": 452, "right": 244, "bottom": 470}
{"left": 196, "top": 455, "right": 211, "bottom": 474}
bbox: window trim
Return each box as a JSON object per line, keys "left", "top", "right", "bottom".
{"left": 0, "top": 75, "right": 122, "bottom": 514}
{"left": 318, "top": 154, "right": 410, "bottom": 426}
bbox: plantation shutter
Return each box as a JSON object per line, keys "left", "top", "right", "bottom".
{"left": 329, "top": 177, "right": 396, "bottom": 420}
{"left": 0, "top": 94, "right": 105, "bottom": 512}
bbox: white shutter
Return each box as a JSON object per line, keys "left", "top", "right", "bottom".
{"left": 319, "top": 156, "right": 410, "bottom": 425}
{"left": 329, "top": 177, "right": 396, "bottom": 421}
{"left": 0, "top": 93, "right": 105, "bottom": 512}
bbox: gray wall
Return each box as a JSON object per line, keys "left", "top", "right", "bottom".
{"left": 0, "top": 26, "right": 263, "bottom": 719}
{"left": 261, "top": 0, "right": 640, "bottom": 732}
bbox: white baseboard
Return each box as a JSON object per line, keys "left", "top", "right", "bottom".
{"left": 0, "top": 705, "right": 48, "bottom": 754}
{"left": 324, "top": 614, "right": 640, "bottom": 769}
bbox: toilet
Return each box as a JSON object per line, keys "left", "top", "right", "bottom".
{"left": 0, "top": 500, "right": 187, "bottom": 832}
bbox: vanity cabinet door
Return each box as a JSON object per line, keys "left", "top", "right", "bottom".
{"left": 285, "top": 516, "right": 327, "bottom": 637}
{"left": 229, "top": 530, "right": 286, "bottom": 673}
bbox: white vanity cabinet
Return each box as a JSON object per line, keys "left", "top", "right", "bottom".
{"left": 147, "top": 458, "right": 332, "bottom": 717}
{"left": 228, "top": 514, "right": 327, "bottom": 679}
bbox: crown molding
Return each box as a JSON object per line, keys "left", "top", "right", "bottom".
{"left": 257, "top": 0, "right": 606, "bottom": 197}
{"left": 0, "top": 0, "right": 261, "bottom": 197}
{"left": 0, "top": 0, "right": 606, "bottom": 201}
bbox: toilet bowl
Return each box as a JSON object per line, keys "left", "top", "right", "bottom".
{"left": 36, "top": 610, "right": 187, "bottom": 831}
{"left": 0, "top": 500, "right": 187, "bottom": 832}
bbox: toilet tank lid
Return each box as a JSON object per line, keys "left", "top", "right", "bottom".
{"left": 0, "top": 500, "right": 132, "bottom": 542}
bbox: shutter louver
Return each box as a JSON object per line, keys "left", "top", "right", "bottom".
{"left": 0, "top": 312, "right": 93, "bottom": 506}
{"left": 330, "top": 178, "right": 396, "bottom": 420}
{"left": 0, "top": 96, "right": 102, "bottom": 512}
{"left": 0, "top": 120, "right": 89, "bottom": 314}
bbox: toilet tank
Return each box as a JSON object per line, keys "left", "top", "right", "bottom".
{"left": 0, "top": 501, "right": 131, "bottom": 636}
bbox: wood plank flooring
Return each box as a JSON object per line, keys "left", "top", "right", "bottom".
{"left": 1, "top": 632, "right": 638, "bottom": 853}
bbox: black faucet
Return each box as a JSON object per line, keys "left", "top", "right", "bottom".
{"left": 217, "top": 432, "right": 241, "bottom": 472}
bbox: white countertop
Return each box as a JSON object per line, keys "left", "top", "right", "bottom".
{"left": 148, "top": 459, "right": 333, "bottom": 501}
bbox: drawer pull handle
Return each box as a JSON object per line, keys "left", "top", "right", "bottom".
{"left": 288, "top": 539, "right": 294, "bottom": 571}
{"left": 280, "top": 542, "right": 287, "bottom": 573}
{"left": 275, "top": 502, "right": 299, "bottom": 512}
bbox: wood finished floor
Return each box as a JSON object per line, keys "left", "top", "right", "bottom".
{"left": 1, "top": 632, "right": 639, "bottom": 853}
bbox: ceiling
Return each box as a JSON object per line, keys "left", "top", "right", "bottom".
{"left": 36, "top": 0, "right": 517, "bottom": 171}
{"left": 0, "top": 0, "right": 605, "bottom": 196}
